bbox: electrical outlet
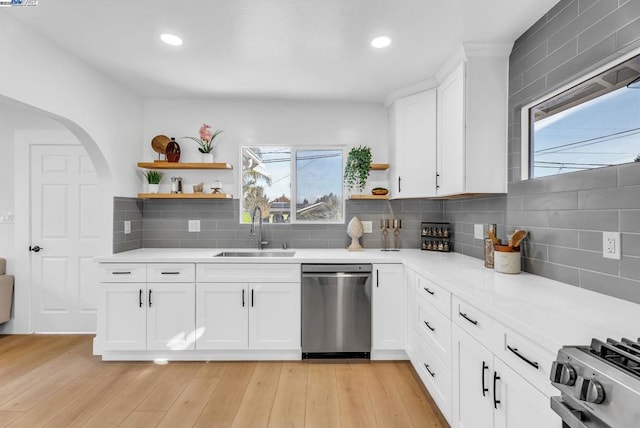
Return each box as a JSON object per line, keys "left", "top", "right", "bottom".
{"left": 603, "top": 232, "right": 621, "bottom": 260}
{"left": 362, "top": 221, "right": 373, "bottom": 234}
{"left": 474, "top": 224, "right": 484, "bottom": 240}
{"left": 124, "top": 221, "right": 131, "bottom": 235}
{"left": 188, "top": 220, "right": 201, "bottom": 233}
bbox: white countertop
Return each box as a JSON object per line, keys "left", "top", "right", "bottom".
{"left": 97, "top": 248, "right": 640, "bottom": 353}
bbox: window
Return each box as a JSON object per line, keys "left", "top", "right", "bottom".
{"left": 241, "top": 146, "right": 344, "bottom": 224}
{"left": 524, "top": 52, "right": 640, "bottom": 179}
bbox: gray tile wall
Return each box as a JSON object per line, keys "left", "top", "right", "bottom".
{"left": 114, "top": 198, "right": 443, "bottom": 251}
{"left": 113, "top": 197, "right": 143, "bottom": 253}
{"left": 444, "top": 0, "right": 640, "bottom": 304}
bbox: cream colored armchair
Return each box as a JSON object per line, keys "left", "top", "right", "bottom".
{"left": 0, "top": 258, "right": 14, "bottom": 324}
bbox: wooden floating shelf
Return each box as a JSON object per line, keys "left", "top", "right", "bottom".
{"left": 138, "top": 193, "right": 233, "bottom": 199}
{"left": 370, "top": 163, "right": 390, "bottom": 171}
{"left": 349, "top": 194, "right": 389, "bottom": 200}
{"left": 137, "top": 162, "right": 233, "bottom": 170}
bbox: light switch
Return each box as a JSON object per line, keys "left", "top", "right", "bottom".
{"left": 474, "top": 224, "right": 484, "bottom": 240}
{"left": 362, "top": 221, "right": 373, "bottom": 234}
{"left": 188, "top": 220, "right": 201, "bottom": 232}
{"left": 124, "top": 221, "right": 131, "bottom": 234}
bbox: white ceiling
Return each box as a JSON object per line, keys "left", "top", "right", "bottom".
{"left": 5, "top": 0, "right": 559, "bottom": 102}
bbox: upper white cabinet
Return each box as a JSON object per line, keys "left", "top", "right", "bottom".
{"left": 436, "top": 48, "right": 509, "bottom": 196}
{"left": 389, "top": 89, "right": 437, "bottom": 198}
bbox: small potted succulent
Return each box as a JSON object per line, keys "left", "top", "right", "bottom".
{"left": 344, "top": 146, "right": 372, "bottom": 193}
{"left": 183, "top": 123, "right": 224, "bottom": 162}
{"left": 144, "top": 170, "right": 163, "bottom": 194}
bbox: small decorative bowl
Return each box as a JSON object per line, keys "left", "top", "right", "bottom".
{"left": 372, "top": 187, "right": 389, "bottom": 196}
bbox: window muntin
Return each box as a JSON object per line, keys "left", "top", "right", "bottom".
{"left": 527, "top": 53, "right": 640, "bottom": 179}
{"left": 241, "top": 146, "right": 344, "bottom": 224}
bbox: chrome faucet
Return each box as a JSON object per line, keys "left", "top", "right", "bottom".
{"left": 250, "top": 206, "right": 268, "bottom": 250}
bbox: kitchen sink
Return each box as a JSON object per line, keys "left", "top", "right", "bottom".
{"left": 214, "top": 251, "right": 296, "bottom": 257}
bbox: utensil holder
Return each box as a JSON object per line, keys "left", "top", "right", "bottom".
{"left": 494, "top": 245, "right": 521, "bottom": 274}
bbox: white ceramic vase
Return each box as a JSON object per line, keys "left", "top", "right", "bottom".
{"left": 148, "top": 183, "right": 160, "bottom": 194}
{"left": 201, "top": 153, "right": 214, "bottom": 163}
{"left": 347, "top": 216, "right": 364, "bottom": 251}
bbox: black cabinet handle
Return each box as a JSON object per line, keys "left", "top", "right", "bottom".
{"left": 113, "top": 271, "right": 131, "bottom": 275}
{"left": 161, "top": 271, "right": 180, "bottom": 275}
{"left": 242, "top": 289, "right": 245, "bottom": 307}
{"left": 398, "top": 176, "right": 402, "bottom": 193}
{"left": 493, "top": 372, "right": 501, "bottom": 409}
{"left": 423, "top": 287, "right": 435, "bottom": 295}
{"left": 424, "top": 321, "right": 435, "bottom": 332}
{"left": 139, "top": 289, "right": 143, "bottom": 308}
{"left": 482, "top": 362, "right": 489, "bottom": 397}
{"left": 424, "top": 363, "right": 435, "bottom": 378}
{"left": 376, "top": 270, "right": 379, "bottom": 288}
{"left": 148, "top": 289, "right": 152, "bottom": 307}
{"left": 251, "top": 289, "right": 254, "bottom": 307}
{"left": 459, "top": 312, "right": 478, "bottom": 325}
{"left": 436, "top": 173, "right": 440, "bottom": 189}
{"left": 507, "top": 345, "right": 540, "bottom": 370}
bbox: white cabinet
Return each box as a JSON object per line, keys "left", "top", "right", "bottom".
{"left": 195, "top": 264, "right": 301, "bottom": 352}
{"left": 389, "top": 89, "right": 437, "bottom": 198}
{"left": 146, "top": 283, "right": 195, "bottom": 351}
{"left": 99, "top": 283, "right": 147, "bottom": 351}
{"left": 405, "top": 268, "right": 417, "bottom": 359}
{"left": 372, "top": 264, "right": 406, "bottom": 352}
{"left": 435, "top": 51, "right": 509, "bottom": 196}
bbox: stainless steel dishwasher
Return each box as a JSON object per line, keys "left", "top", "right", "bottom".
{"left": 301, "top": 264, "right": 372, "bottom": 359}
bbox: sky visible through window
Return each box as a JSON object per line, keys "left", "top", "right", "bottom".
{"left": 532, "top": 86, "right": 640, "bottom": 178}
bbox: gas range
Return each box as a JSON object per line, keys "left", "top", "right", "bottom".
{"left": 550, "top": 338, "right": 640, "bottom": 428}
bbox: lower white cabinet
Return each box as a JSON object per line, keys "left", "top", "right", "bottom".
{"left": 372, "top": 264, "right": 406, "bottom": 352}
{"left": 196, "top": 283, "right": 248, "bottom": 350}
{"left": 249, "top": 283, "right": 300, "bottom": 350}
{"left": 99, "top": 282, "right": 195, "bottom": 351}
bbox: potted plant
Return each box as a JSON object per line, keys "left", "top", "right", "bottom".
{"left": 144, "top": 170, "right": 163, "bottom": 194}
{"left": 182, "top": 123, "right": 224, "bottom": 162}
{"left": 344, "top": 146, "right": 372, "bottom": 193}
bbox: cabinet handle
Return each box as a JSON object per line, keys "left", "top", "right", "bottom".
{"left": 161, "top": 271, "right": 180, "bottom": 275}
{"left": 398, "top": 176, "right": 402, "bottom": 193}
{"left": 376, "top": 270, "right": 379, "bottom": 288}
{"left": 507, "top": 345, "right": 540, "bottom": 370}
{"left": 424, "top": 363, "right": 435, "bottom": 377}
{"left": 424, "top": 321, "right": 435, "bottom": 332}
{"left": 459, "top": 311, "right": 478, "bottom": 325}
{"left": 112, "top": 271, "right": 131, "bottom": 275}
{"left": 482, "top": 361, "right": 489, "bottom": 397}
{"left": 423, "top": 287, "right": 435, "bottom": 295}
{"left": 242, "top": 289, "right": 245, "bottom": 307}
{"left": 493, "top": 372, "right": 501, "bottom": 409}
{"left": 436, "top": 173, "right": 440, "bottom": 189}
{"left": 139, "top": 289, "right": 143, "bottom": 308}
{"left": 148, "top": 289, "right": 152, "bottom": 307}
{"left": 251, "top": 289, "right": 254, "bottom": 307}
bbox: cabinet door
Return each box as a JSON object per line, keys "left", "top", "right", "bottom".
{"left": 249, "top": 283, "right": 300, "bottom": 350}
{"left": 99, "top": 284, "right": 146, "bottom": 351}
{"left": 405, "top": 268, "right": 417, "bottom": 359}
{"left": 494, "top": 358, "right": 561, "bottom": 428}
{"left": 372, "top": 264, "right": 406, "bottom": 350}
{"left": 146, "top": 283, "right": 195, "bottom": 351}
{"left": 391, "top": 89, "right": 437, "bottom": 198}
{"left": 196, "top": 283, "right": 248, "bottom": 350}
{"left": 452, "top": 325, "right": 494, "bottom": 428}
{"left": 437, "top": 62, "right": 465, "bottom": 196}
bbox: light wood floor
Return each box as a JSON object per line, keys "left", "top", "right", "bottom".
{"left": 0, "top": 335, "right": 448, "bottom": 428}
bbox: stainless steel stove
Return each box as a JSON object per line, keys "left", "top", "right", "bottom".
{"left": 550, "top": 338, "right": 640, "bottom": 428}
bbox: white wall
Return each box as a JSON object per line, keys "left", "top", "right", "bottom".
{"left": 143, "top": 98, "right": 389, "bottom": 194}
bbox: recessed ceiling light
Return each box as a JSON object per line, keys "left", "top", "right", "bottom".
{"left": 371, "top": 36, "right": 392, "bottom": 49}
{"left": 160, "top": 33, "right": 183, "bottom": 46}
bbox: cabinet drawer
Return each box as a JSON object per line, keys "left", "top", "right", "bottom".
{"left": 416, "top": 274, "right": 451, "bottom": 317}
{"left": 147, "top": 264, "right": 195, "bottom": 283}
{"left": 100, "top": 263, "right": 146, "bottom": 283}
{"left": 415, "top": 336, "right": 451, "bottom": 421}
{"left": 197, "top": 263, "right": 300, "bottom": 283}
{"left": 493, "top": 323, "right": 557, "bottom": 398}
{"left": 416, "top": 298, "right": 452, "bottom": 368}
{"left": 452, "top": 296, "right": 493, "bottom": 347}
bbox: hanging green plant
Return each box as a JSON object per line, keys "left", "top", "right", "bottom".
{"left": 344, "top": 146, "right": 372, "bottom": 192}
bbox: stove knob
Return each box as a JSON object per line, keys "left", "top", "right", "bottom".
{"left": 580, "top": 379, "right": 605, "bottom": 404}
{"left": 550, "top": 361, "right": 576, "bottom": 386}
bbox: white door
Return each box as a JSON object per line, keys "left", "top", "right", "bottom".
{"left": 146, "top": 283, "right": 195, "bottom": 351}
{"left": 452, "top": 324, "right": 494, "bottom": 428}
{"left": 196, "top": 283, "right": 248, "bottom": 350}
{"left": 249, "top": 283, "right": 300, "bottom": 350}
{"left": 372, "top": 264, "right": 406, "bottom": 350}
{"left": 30, "top": 145, "right": 101, "bottom": 332}
{"left": 99, "top": 283, "right": 146, "bottom": 351}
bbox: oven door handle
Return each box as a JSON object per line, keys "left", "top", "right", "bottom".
{"left": 550, "top": 396, "right": 589, "bottom": 428}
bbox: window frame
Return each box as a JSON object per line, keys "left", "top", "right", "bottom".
{"left": 239, "top": 145, "right": 346, "bottom": 225}
{"left": 520, "top": 46, "right": 640, "bottom": 181}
